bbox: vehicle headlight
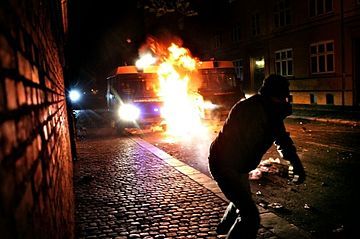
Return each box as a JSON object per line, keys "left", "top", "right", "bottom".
{"left": 118, "top": 104, "right": 140, "bottom": 121}
{"left": 69, "top": 89, "right": 81, "bottom": 102}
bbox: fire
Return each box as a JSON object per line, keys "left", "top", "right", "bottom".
{"left": 135, "top": 53, "right": 156, "bottom": 69}
{"left": 157, "top": 43, "right": 207, "bottom": 136}
{"left": 137, "top": 39, "right": 212, "bottom": 137}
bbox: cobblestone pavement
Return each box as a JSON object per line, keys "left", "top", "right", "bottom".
{"left": 74, "top": 135, "right": 310, "bottom": 239}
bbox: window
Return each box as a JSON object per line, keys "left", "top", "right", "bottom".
{"left": 252, "top": 13, "right": 260, "bottom": 36}
{"left": 326, "top": 94, "right": 334, "bottom": 104}
{"left": 214, "top": 34, "right": 222, "bottom": 48}
{"left": 310, "top": 41, "right": 334, "bottom": 73}
{"left": 275, "top": 48, "right": 293, "bottom": 76}
{"left": 274, "top": 0, "right": 291, "bottom": 28}
{"left": 233, "top": 59, "right": 243, "bottom": 81}
{"left": 232, "top": 23, "right": 241, "bottom": 42}
{"left": 309, "top": 0, "right": 333, "bottom": 17}
{"left": 310, "top": 94, "right": 317, "bottom": 104}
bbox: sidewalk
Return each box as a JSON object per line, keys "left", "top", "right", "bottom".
{"left": 74, "top": 136, "right": 311, "bottom": 239}
{"left": 291, "top": 105, "right": 360, "bottom": 126}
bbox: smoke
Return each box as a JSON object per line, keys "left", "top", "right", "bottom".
{"left": 138, "top": 34, "right": 183, "bottom": 60}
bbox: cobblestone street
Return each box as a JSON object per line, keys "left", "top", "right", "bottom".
{"left": 74, "top": 136, "right": 308, "bottom": 239}
{"left": 74, "top": 134, "right": 311, "bottom": 239}
{"left": 74, "top": 136, "right": 228, "bottom": 238}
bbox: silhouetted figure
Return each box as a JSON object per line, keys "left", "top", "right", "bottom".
{"left": 208, "top": 74, "right": 306, "bottom": 238}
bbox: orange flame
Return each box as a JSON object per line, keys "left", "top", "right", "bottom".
{"left": 155, "top": 43, "right": 209, "bottom": 137}
{"left": 137, "top": 37, "right": 212, "bottom": 137}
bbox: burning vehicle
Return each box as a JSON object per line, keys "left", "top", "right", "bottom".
{"left": 106, "top": 65, "right": 165, "bottom": 133}
{"left": 106, "top": 41, "right": 244, "bottom": 135}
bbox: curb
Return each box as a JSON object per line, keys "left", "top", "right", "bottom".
{"left": 220, "top": 109, "right": 359, "bottom": 127}
{"left": 289, "top": 115, "right": 359, "bottom": 127}
{"left": 132, "top": 136, "right": 312, "bottom": 239}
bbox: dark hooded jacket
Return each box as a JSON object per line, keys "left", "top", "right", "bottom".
{"left": 209, "top": 94, "right": 302, "bottom": 175}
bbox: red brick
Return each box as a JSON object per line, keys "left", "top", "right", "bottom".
{"left": 0, "top": 78, "right": 4, "bottom": 111}
{"left": 48, "top": 121, "right": 52, "bottom": 136}
{"left": 30, "top": 44, "right": 35, "bottom": 62}
{"left": 45, "top": 76, "right": 52, "bottom": 89}
{"left": 0, "top": 35, "right": 15, "bottom": 69}
{"left": 36, "top": 135, "right": 42, "bottom": 152}
{"left": 16, "top": 81, "right": 26, "bottom": 106}
{"left": 25, "top": 144, "right": 34, "bottom": 165}
{"left": 47, "top": 140, "right": 53, "bottom": 156}
{"left": 38, "top": 89, "right": 45, "bottom": 104}
{"left": 17, "top": 52, "right": 32, "bottom": 80}
{"left": 1, "top": 120, "right": 17, "bottom": 156}
{"left": 46, "top": 92, "right": 53, "bottom": 103}
{"left": 43, "top": 125, "right": 48, "bottom": 140}
{"left": 25, "top": 86, "right": 32, "bottom": 105}
{"left": 0, "top": 2, "right": 75, "bottom": 238}
{"left": 15, "top": 155, "right": 28, "bottom": 184}
{"left": 5, "top": 78, "right": 17, "bottom": 110}
{"left": 42, "top": 108, "right": 48, "bottom": 122}
{"left": 48, "top": 105, "right": 53, "bottom": 116}
{"left": 47, "top": 165, "right": 53, "bottom": 188}
{"left": 36, "top": 88, "right": 41, "bottom": 105}
{"left": 31, "top": 65, "right": 39, "bottom": 84}
{"left": 38, "top": 191, "right": 44, "bottom": 213}
{"left": 0, "top": 172, "right": 15, "bottom": 210}
{"left": 33, "top": 162, "right": 43, "bottom": 193}
{"left": 51, "top": 117, "right": 55, "bottom": 130}
{"left": 16, "top": 116, "right": 27, "bottom": 142}
{"left": 31, "top": 87, "right": 37, "bottom": 105}
{"left": 32, "top": 137, "right": 39, "bottom": 161}
{"left": 14, "top": 182, "right": 33, "bottom": 235}
{"left": 18, "top": 31, "right": 25, "bottom": 52}
{"left": 0, "top": 146, "right": 3, "bottom": 163}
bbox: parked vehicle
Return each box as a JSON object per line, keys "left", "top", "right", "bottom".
{"left": 197, "top": 61, "right": 245, "bottom": 117}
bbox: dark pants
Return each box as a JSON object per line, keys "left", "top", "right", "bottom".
{"left": 210, "top": 166, "right": 260, "bottom": 239}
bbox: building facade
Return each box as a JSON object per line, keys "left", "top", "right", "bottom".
{"left": 0, "top": 0, "right": 75, "bottom": 238}
{"left": 205, "top": 0, "right": 360, "bottom": 106}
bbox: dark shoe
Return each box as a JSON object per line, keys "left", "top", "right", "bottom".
{"left": 216, "top": 203, "right": 239, "bottom": 235}
{"left": 216, "top": 220, "right": 235, "bottom": 235}
{"left": 227, "top": 213, "right": 260, "bottom": 239}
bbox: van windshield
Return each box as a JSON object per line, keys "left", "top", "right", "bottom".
{"left": 198, "top": 68, "right": 237, "bottom": 92}
{"left": 110, "top": 73, "right": 159, "bottom": 101}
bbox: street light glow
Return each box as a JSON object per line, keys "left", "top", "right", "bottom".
{"left": 255, "top": 58, "right": 265, "bottom": 68}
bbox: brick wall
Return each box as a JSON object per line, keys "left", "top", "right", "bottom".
{"left": 0, "top": 1, "right": 75, "bottom": 238}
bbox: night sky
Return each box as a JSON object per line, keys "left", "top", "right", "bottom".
{"left": 67, "top": 0, "right": 142, "bottom": 91}
{"left": 66, "top": 0, "right": 227, "bottom": 92}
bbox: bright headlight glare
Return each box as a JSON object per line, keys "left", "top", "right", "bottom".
{"left": 69, "top": 90, "right": 81, "bottom": 102}
{"left": 118, "top": 104, "right": 140, "bottom": 121}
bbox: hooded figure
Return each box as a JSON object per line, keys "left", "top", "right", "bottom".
{"left": 208, "top": 74, "right": 306, "bottom": 239}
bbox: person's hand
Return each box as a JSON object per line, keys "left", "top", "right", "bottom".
{"left": 288, "top": 164, "right": 306, "bottom": 184}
